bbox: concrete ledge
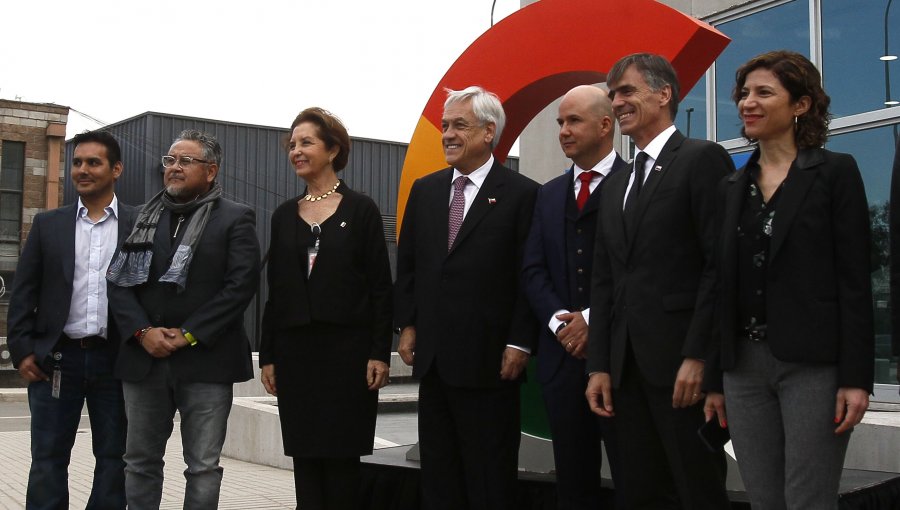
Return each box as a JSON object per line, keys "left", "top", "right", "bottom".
{"left": 845, "top": 410, "right": 900, "bottom": 472}
{"left": 223, "top": 397, "right": 292, "bottom": 470}
{"left": 0, "top": 388, "right": 27, "bottom": 402}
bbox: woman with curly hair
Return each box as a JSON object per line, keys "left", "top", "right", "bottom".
{"left": 704, "top": 50, "right": 874, "bottom": 509}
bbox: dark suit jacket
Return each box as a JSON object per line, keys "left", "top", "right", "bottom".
{"left": 587, "top": 130, "right": 734, "bottom": 388}
{"left": 890, "top": 137, "right": 900, "bottom": 357}
{"left": 394, "top": 160, "right": 540, "bottom": 388}
{"left": 259, "top": 182, "right": 393, "bottom": 366}
{"left": 522, "top": 157, "right": 626, "bottom": 383}
{"left": 7, "top": 201, "right": 136, "bottom": 367}
{"left": 706, "top": 148, "right": 874, "bottom": 392}
{"left": 110, "top": 198, "right": 260, "bottom": 384}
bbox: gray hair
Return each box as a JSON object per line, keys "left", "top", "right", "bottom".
{"left": 608, "top": 53, "right": 680, "bottom": 121}
{"left": 444, "top": 86, "right": 506, "bottom": 148}
{"left": 172, "top": 129, "right": 223, "bottom": 166}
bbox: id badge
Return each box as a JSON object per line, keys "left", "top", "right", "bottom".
{"left": 51, "top": 352, "right": 62, "bottom": 399}
{"left": 307, "top": 246, "right": 318, "bottom": 277}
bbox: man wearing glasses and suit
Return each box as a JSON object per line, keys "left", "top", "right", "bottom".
{"left": 107, "top": 129, "right": 259, "bottom": 510}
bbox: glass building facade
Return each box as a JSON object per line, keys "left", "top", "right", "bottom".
{"left": 694, "top": 0, "right": 900, "bottom": 399}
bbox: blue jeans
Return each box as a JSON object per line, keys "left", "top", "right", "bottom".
{"left": 122, "top": 358, "right": 233, "bottom": 510}
{"left": 27, "top": 341, "right": 126, "bottom": 510}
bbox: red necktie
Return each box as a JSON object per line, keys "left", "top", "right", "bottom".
{"left": 576, "top": 171, "right": 597, "bottom": 211}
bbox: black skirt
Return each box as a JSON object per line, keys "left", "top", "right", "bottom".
{"left": 273, "top": 322, "right": 379, "bottom": 458}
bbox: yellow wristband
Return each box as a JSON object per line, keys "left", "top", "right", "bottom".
{"left": 181, "top": 329, "right": 198, "bottom": 346}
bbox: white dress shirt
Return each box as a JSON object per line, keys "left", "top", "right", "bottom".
{"left": 547, "top": 150, "right": 618, "bottom": 335}
{"left": 449, "top": 155, "right": 494, "bottom": 217}
{"left": 622, "top": 125, "right": 677, "bottom": 209}
{"left": 63, "top": 196, "right": 119, "bottom": 340}
{"left": 448, "top": 156, "right": 530, "bottom": 354}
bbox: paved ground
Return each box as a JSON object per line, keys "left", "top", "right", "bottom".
{"left": 0, "top": 390, "right": 418, "bottom": 509}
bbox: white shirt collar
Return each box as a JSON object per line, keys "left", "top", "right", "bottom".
{"left": 636, "top": 125, "right": 677, "bottom": 162}
{"left": 452, "top": 155, "right": 494, "bottom": 189}
{"left": 76, "top": 194, "right": 119, "bottom": 220}
{"left": 573, "top": 150, "right": 617, "bottom": 179}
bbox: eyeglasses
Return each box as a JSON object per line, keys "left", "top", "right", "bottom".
{"left": 161, "top": 155, "right": 214, "bottom": 168}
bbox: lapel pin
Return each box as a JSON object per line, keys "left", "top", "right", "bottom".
{"left": 653, "top": 165, "right": 663, "bottom": 172}
{"left": 340, "top": 221, "right": 347, "bottom": 228}
{"left": 488, "top": 198, "right": 497, "bottom": 204}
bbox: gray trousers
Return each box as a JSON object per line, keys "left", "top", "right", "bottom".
{"left": 724, "top": 339, "right": 850, "bottom": 510}
{"left": 122, "top": 359, "right": 234, "bottom": 510}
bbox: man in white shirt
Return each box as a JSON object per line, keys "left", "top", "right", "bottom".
{"left": 7, "top": 130, "right": 135, "bottom": 509}
{"left": 395, "top": 86, "right": 539, "bottom": 510}
{"left": 585, "top": 53, "right": 733, "bottom": 509}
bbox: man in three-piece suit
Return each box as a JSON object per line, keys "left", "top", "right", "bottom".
{"left": 395, "top": 86, "right": 539, "bottom": 510}
{"left": 585, "top": 53, "right": 734, "bottom": 509}
{"left": 107, "top": 129, "right": 260, "bottom": 509}
{"left": 522, "top": 85, "right": 624, "bottom": 509}
{"left": 7, "top": 130, "right": 135, "bottom": 509}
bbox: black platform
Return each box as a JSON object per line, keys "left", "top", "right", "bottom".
{"left": 360, "top": 445, "right": 900, "bottom": 510}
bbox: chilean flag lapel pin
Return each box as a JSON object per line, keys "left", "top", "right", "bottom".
{"left": 488, "top": 198, "right": 497, "bottom": 204}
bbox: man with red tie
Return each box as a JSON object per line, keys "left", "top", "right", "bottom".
{"left": 522, "top": 85, "right": 625, "bottom": 509}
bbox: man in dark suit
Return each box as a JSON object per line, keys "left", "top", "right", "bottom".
{"left": 7, "top": 130, "right": 134, "bottom": 509}
{"left": 585, "top": 53, "right": 733, "bottom": 509}
{"left": 395, "top": 86, "right": 539, "bottom": 510}
{"left": 107, "top": 129, "right": 260, "bottom": 509}
{"left": 522, "top": 85, "right": 624, "bottom": 509}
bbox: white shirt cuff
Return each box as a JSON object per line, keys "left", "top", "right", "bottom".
{"left": 506, "top": 344, "right": 532, "bottom": 354}
{"left": 548, "top": 309, "right": 570, "bottom": 334}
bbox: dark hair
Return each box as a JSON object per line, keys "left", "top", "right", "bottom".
{"left": 173, "top": 129, "right": 223, "bottom": 166}
{"left": 732, "top": 50, "right": 830, "bottom": 148}
{"left": 72, "top": 130, "right": 122, "bottom": 166}
{"left": 608, "top": 53, "right": 680, "bottom": 120}
{"left": 287, "top": 107, "right": 351, "bottom": 172}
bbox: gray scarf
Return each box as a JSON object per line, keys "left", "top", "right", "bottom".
{"left": 107, "top": 182, "right": 223, "bottom": 291}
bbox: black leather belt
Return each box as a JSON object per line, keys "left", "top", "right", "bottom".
{"left": 744, "top": 325, "right": 767, "bottom": 342}
{"left": 61, "top": 334, "right": 106, "bottom": 349}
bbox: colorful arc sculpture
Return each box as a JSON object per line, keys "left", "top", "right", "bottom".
{"left": 397, "top": 0, "right": 731, "bottom": 231}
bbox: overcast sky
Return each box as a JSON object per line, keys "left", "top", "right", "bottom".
{"left": 1, "top": 0, "right": 521, "bottom": 144}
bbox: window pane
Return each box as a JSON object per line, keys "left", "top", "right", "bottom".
{"left": 675, "top": 79, "right": 707, "bottom": 140}
{"left": 826, "top": 125, "right": 898, "bottom": 385}
{"left": 823, "top": 1, "right": 900, "bottom": 116}
{"left": 0, "top": 192, "right": 21, "bottom": 241}
{"left": 714, "top": 1, "right": 809, "bottom": 141}
{"left": 0, "top": 141, "right": 25, "bottom": 190}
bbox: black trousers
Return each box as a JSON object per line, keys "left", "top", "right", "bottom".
{"left": 417, "top": 367, "right": 521, "bottom": 510}
{"left": 611, "top": 346, "right": 730, "bottom": 509}
{"left": 292, "top": 457, "right": 360, "bottom": 510}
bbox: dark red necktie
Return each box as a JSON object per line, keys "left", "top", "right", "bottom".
{"left": 576, "top": 171, "right": 597, "bottom": 211}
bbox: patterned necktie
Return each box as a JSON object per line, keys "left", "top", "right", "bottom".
{"left": 576, "top": 170, "right": 598, "bottom": 211}
{"left": 448, "top": 175, "right": 469, "bottom": 250}
{"left": 624, "top": 152, "right": 649, "bottom": 236}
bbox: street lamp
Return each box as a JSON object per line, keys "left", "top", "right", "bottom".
{"left": 883, "top": 0, "right": 896, "bottom": 106}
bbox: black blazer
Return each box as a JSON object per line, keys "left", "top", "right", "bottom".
{"left": 110, "top": 198, "right": 260, "bottom": 384}
{"left": 7, "top": 201, "right": 136, "bottom": 367}
{"left": 522, "top": 157, "right": 626, "bottom": 383}
{"left": 259, "top": 182, "right": 393, "bottom": 366}
{"left": 394, "top": 160, "right": 540, "bottom": 388}
{"left": 587, "top": 130, "right": 734, "bottom": 387}
{"left": 706, "top": 147, "right": 874, "bottom": 392}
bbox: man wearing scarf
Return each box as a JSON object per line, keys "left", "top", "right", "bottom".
{"left": 107, "top": 129, "right": 260, "bottom": 510}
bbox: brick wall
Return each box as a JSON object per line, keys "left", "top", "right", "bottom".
{"left": 0, "top": 100, "right": 69, "bottom": 341}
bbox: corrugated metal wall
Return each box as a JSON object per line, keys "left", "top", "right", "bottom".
{"left": 64, "top": 112, "right": 518, "bottom": 349}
